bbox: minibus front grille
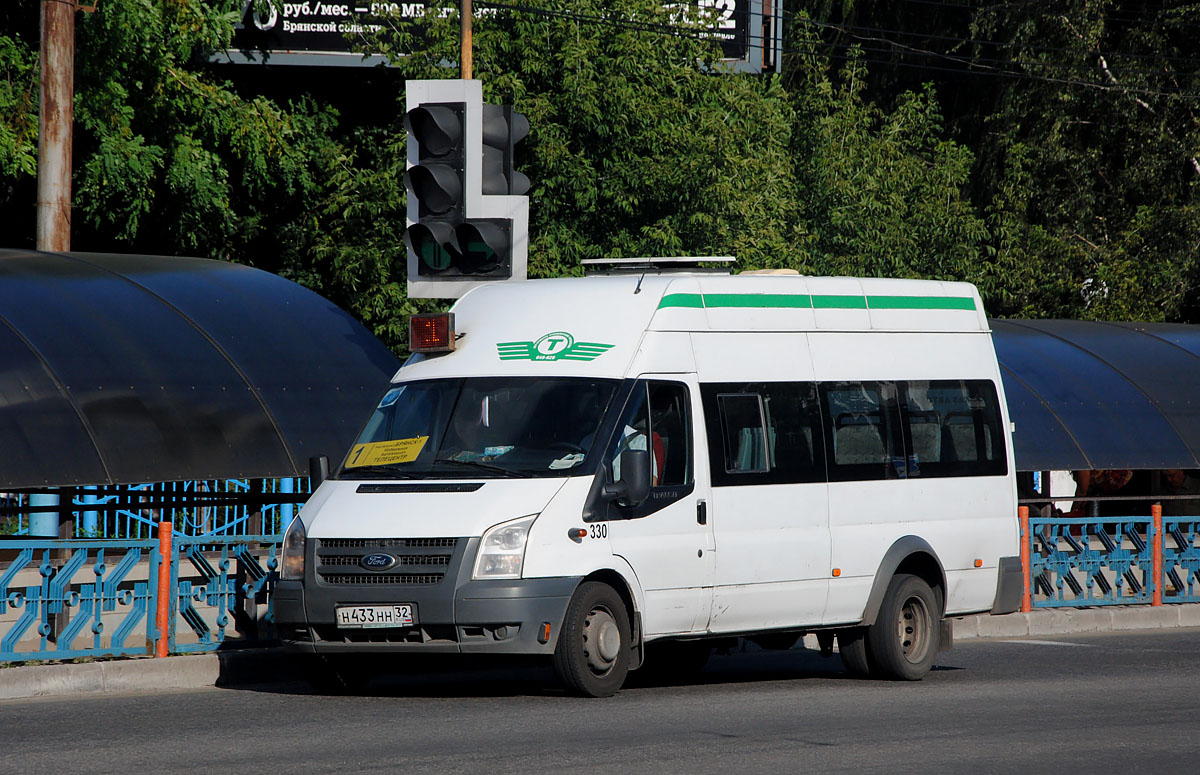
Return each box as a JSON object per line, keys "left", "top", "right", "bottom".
{"left": 320, "top": 573, "right": 444, "bottom": 585}
{"left": 319, "top": 537, "right": 460, "bottom": 549}
{"left": 314, "top": 537, "right": 462, "bottom": 586}
{"left": 318, "top": 555, "right": 450, "bottom": 567}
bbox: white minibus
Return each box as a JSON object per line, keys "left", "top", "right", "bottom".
{"left": 275, "top": 271, "right": 1023, "bottom": 696}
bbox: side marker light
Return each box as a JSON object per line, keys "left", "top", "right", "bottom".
{"left": 538, "top": 622, "right": 552, "bottom": 644}
{"left": 974, "top": 558, "right": 983, "bottom": 568}
{"left": 568, "top": 528, "right": 587, "bottom": 543}
{"left": 832, "top": 568, "right": 841, "bottom": 577}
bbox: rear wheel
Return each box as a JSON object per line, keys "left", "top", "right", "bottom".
{"left": 866, "top": 573, "right": 940, "bottom": 680}
{"left": 552, "top": 581, "right": 631, "bottom": 697}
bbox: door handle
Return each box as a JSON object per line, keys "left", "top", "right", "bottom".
{"left": 697, "top": 499, "right": 707, "bottom": 525}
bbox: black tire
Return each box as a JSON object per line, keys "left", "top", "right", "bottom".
{"left": 302, "top": 654, "right": 371, "bottom": 695}
{"left": 866, "top": 573, "right": 940, "bottom": 681}
{"left": 838, "top": 627, "right": 873, "bottom": 677}
{"left": 552, "top": 581, "right": 631, "bottom": 697}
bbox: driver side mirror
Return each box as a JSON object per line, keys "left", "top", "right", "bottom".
{"left": 603, "top": 448, "right": 652, "bottom": 509}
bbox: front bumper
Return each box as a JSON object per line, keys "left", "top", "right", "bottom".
{"left": 275, "top": 535, "right": 580, "bottom": 655}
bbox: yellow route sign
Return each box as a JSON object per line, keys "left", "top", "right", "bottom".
{"left": 345, "top": 436, "right": 429, "bottom": 468}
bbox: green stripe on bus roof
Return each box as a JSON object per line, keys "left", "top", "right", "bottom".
{"left": 658, "top": 293, "right": 705, "bottom": 308}
{"left": 701, "top": 293, "right": 813, "bottom": 308}
{"left": 811, "top": 294, "right": 867, "bottom": 309}
{"left": 656, "top": 292, "right": 976, "bottom": 311}
{"left": 866, "top": 295, "right": 977, "bottom": 310}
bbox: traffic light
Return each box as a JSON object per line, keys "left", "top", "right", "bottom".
{"left": 404, "top": 80, "right": 530, "bottom": 299}
{"left": 481, "top": 104, "right": 530, "bottom": 197}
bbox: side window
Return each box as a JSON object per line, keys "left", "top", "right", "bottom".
{"left": 718, "top": 394, "right": 770, "bottom": 473}
{"left": 701, "top": 382, "right": 826, "bottom": 486}
{"left": 901, "top": 380, "right": 1007, "bottom": 478}
{"left": 821, "top": 381, "right": 906, "bottom": 482}
{"left": 608, "top": 380, "right": 693, "bottom": 489}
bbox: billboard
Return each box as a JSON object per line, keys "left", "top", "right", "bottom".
{"left": 217, "top": 1, "right": 782, "bottom": 73}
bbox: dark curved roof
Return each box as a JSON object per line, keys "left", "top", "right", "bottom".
{"left": 0, "top": 250, "right": 400, "bottom": 488}
{"left": 993, "top": 319, "right": 1200, "bottom": 472}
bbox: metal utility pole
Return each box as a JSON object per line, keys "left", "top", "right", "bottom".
{"left": 37, "top": 0, "right": 75, "bottom": 252}
{"left": 461, "top": 0, "right": 472, "bottom": 79}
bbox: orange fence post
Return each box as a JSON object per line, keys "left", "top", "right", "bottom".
{"left": 1019, "top": 506, "right": 1031, "bottom": 613}
{"left": 1152, "top": 504, "right": 1163, "bottom": 607}
{"left": 155, "top": 520, "right": 172, "bottom": 657}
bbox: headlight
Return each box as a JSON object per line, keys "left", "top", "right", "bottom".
{"left": 281, "top": 515, "right": 306, "bottom": 581}
{"left": 473, "top": 515, "right": 537, "bottom": 580}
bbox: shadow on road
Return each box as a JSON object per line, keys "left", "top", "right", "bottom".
{"left": 222, "top": 644, "right": 961, "bottom": 699}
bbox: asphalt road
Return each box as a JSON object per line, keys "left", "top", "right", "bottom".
{"left": 3, "top": 629, "right": 1198, "bottom": 775}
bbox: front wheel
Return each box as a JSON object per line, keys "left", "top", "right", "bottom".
{"left": 552, "top": 581, "right": 631, "bottom": 697}
{"left": 866, "top": 573, "right": 940, "bottom": 680}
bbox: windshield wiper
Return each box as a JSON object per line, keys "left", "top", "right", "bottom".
{"left": 433, "top": 457, "right": 531, "bottom": 478}
{"left": 336, "top": 465, "right": 422, "bottom": 480}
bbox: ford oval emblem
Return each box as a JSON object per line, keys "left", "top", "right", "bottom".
{"left": 360, "top": 553, "right": 397, "bottom": 571}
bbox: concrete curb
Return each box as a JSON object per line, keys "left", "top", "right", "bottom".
{"left": 952, "top": 602, "right": 1200, "bottom": 640}
{"left": 0, "top": 648, "right": 302, "bottom": 701}
{"left": 2, "top": 605, "right": 1198, "bottom": 701}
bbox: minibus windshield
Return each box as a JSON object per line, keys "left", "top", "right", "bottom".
{"left": 337, "top": 377, "right": 620, "bottom": 479}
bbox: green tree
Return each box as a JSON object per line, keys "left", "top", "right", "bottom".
{"left": 376, "top": 0, "right": 808, "bottom": 275}
{"left": 0, "top": 0, "right": 415, "bottom": 348}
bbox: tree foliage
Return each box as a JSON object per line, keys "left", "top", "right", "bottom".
{"left": 1, "top": 0, "right": 1199, "bottom": 350}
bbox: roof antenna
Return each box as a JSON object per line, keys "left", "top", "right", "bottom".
{"left": 634, "top": 272, "right": 645, "bottom": 295}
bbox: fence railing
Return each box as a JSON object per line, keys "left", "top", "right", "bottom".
{"left": 1021, "top": 505, "right": 1200, "bottom": 609}
{"left": 0, "top": 477, "right": 305, "bottom": 663}
{"left": 5, "top": 495, "right": 1200, "bottom": 664}
{"left": 1, "top": 478, "right": 310, "bottom": 539}
{"left": 0, "top": 533, "right": 281, "bottom": 663}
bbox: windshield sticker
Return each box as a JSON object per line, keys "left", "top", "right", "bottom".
{"left": 497, "top": 332, "right": 615, "bottom": 362}
{"left": 345, "top": 436, "right": 428, "bottom": 468}
{"left": 378, "top": 388, "right": 402, "bottom": 408}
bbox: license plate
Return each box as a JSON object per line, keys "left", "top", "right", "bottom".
{"left": 335, "top": 604, "right": 415, "bottom": 629}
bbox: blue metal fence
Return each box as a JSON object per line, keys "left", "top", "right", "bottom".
{"left": 2, "top": 478, "right": 309, "bottom": 539}
{"left": 0, "top": 477, "right": 303, "bottom": 663}
{"left": 5, "top": 500, "right": 1200, "bottom": 664}
{"left": 0, "top": 538, "right": 159, "bottom": 661}
{"left": 1026, "top": 514, "right": 1200, "bottom": 607}
{"left": 1163, "top": 518, "right": 1200, "bottom": 603}
{"left": 0, "top": 534, "right": 283, "bottom": 663}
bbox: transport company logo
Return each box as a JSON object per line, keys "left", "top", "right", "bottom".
{"left": 497, "top": 332, "right": 615, "bottom": 362}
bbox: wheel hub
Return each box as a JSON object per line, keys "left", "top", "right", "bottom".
{"left": 583, "top": 607, "right": 621, "bottom": 673}
{"left": 896, "top": 594, "right": 931, "bottom": 664}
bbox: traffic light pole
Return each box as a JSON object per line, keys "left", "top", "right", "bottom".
{"left": 461, "top": 0, "right": 472, "bottom": 80}
{"left": 37, "top": 0, "right": 75, "bottom": 252}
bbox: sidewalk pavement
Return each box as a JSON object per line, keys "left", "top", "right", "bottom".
{"left": 3, "top": 605, "right": 1198, "bottom": 701}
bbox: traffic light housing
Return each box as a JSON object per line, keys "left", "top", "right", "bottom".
{"left": 404, "top": 80, "right": 530, "bottom": 299}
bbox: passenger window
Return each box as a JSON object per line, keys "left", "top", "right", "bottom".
{"left": 701, "top": 382, "right": 826, "bottom": 486}
{"left": 821, "top": 381, "right": 906, "bottom": 482}
{"left": 901, "top": 380, "right": 1007, "bottom": 478}
{"left": 718, "top": 394, "right": 770, "bottom": 473}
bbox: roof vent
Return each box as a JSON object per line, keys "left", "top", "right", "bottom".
{"left": 580, "top": 256, "right": 736, "bottom": 275}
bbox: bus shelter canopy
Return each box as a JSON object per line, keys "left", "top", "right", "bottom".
{"left": 0, "top": 250, "right": 399, "bottom": 489}
{"left": 993, "top": 319, "right": 1200, "bottom": 473}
